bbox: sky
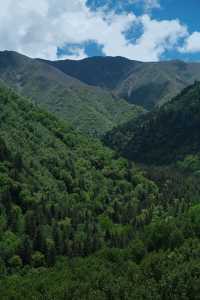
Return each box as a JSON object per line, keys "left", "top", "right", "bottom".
{"left": 0, "top": 0, "right": 200, "bottom": 62}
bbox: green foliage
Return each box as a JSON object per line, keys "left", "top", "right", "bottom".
{"left": 0, "top": 51, "right": 144, "bottom": 137}
{"left": 31, "top": 251, "right": 45, "bottom": 268}
{"left": 177, "top": 154, "right": 200, "bottom": 174}
{"left": 1, "top": 84, "right": 200, "bottom": 299}
{"left": 8, "top": 255, "right": 22, "bottom": 269}
{"left": 0, "top": 85, "right": 158, "bottom": 267}
{"left": 2, "top": 229, "right": 200, "bottom": 299}
{"left": 105, "top": 82, "right": 200, "bottom": 165}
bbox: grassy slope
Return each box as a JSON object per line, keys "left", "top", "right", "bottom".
{"left": 0, "top": 51, "right": 143, "bottom": 136}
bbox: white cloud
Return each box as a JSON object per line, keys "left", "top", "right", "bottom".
{"left": 0, "top": 0, "right": 189, "bottom": 61}
{"left": 0, "top": 0, "right": 135, "bottom": 60}
{"left": 98, "top": 15, "right": 188, "bottom": 61}
{"left": 127, "top": 15, "right": 188, "bottom": 61}
{"left": 179, "top": 32, "right": 200, "bottom": 53}
{"left": 129, "top": 0, "right": 160, "bottom": 11}
{"left": 143, "top": 0, "right": 160, "bottom": 10}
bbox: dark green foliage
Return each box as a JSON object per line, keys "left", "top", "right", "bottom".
{"left": 105, "top": 82, "right": 200, "bottom": 165}
{"left": 2, "top": 204, "right": 200, "bottom": 299}
{"left": 0, "top": 84, "right": 158, "bottom": 268}
{"left": 1, "top": 84, "right": 200, "bottom": 299}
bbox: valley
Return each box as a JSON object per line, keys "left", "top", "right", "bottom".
{"left": 0, "top": 52, "right": 200, "bottom": 299}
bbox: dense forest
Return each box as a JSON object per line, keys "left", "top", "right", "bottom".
{"left": 0, "top": 83, "right": 156, "bottom": 261}
{"left": 1, "top": 80, "right": 200, "bottom": 299}
{"left": 105, "top": 82, "right": 200, "bottom": 165}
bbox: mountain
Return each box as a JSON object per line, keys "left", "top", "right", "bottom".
{"left": 1, "top": 81, "right": 200, "bottom": 300}
{"left": 0, "top": 51, "right": 143, "bottom": 136}
{"left": 104, "top": 82, "right": 200, "bottom": 165}
{"left": 2, "top": 51, "right": 200, "bottom": 300}
{"left": 45, "top": 56, "right": 200, "bottom": 110}
{"left": 42, "top": 56, "right": 136, "bottom": 90}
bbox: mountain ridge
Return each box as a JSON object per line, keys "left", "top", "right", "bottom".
{"left": 44, "top": 55, "right": 200, "bottom": 110}
{"left": 0, "top": 51, "right": 143, "bottom": 136}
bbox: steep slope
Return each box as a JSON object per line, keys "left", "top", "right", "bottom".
{"left": 43, "top": 56, "right": 138, "bottom": 89}
{"left": 46, "top": 56, "right": 200, "bottom": 110}
{"left": 0, "top": 51, "right": 143, "bottom": 136}
{"left": 2, "top": 84, "right": 200, "bottom": 300}
{"left": 105, "top": 82, "right": 200, "bottom": 165}
{"left": 0, "top": 83, "right": 159, "bottom": 269}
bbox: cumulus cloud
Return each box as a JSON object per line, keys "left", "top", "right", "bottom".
{"left": 0, "top": 0, "right": 190, "bottom": 61}
{"left": 104, "top": 15, "right": 188, "bottom": 61}
{"left": 179, "top": 32, "right": 200, "bottom": 53}
{"left": 0, "top": 0, "right": 135, "bottom": 59}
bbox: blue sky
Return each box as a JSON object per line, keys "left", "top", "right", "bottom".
{"left": 83, "top": 0, "right": 200, "bottom": 61}
{"left": 154, "top": 0, "right": 200, "bottom": 61}
{"left": 1, "top": 0, "right": 200, "bottom": 61}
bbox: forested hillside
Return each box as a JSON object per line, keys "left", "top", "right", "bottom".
{"left": 0, "top": 51, "right": 142, "bottom": 136}
{"left": 45, "top": 56, "right": 200, "bottom": 109}
{"left": 105, "top": 82, "right": 200, "bottom": 165}
{"left": 0, "top": 83, "right": 154, "bottom": 261}
{"left": 1, "top": 82, "right": 200, "bottom": 299}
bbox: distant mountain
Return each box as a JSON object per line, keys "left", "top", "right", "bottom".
{"left": 0, "top": 51, "right": 143, "bottom": 136}
{"left": 45, "top": 56, "right": 200, "bottom": 110}
{"left": 104, "top": 82, "right": 200, "bottom": 165}
{"left": 42, "top": 56, "right": 136, "bottom": 90}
